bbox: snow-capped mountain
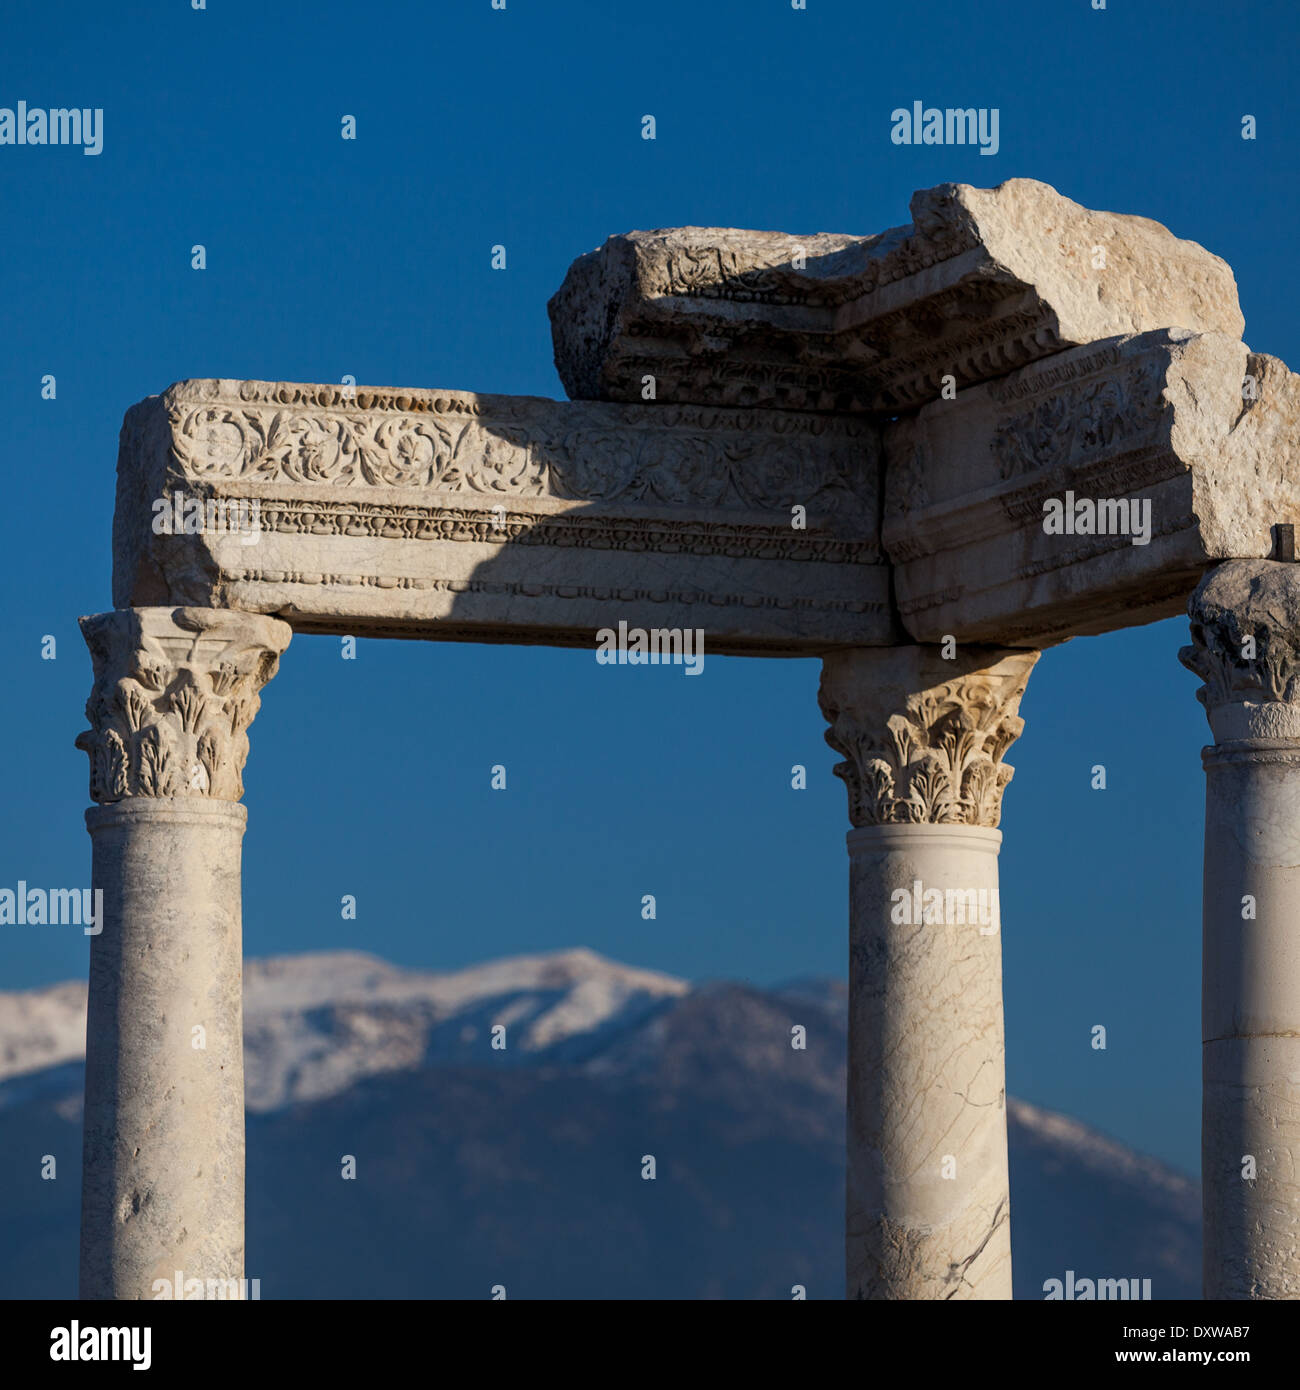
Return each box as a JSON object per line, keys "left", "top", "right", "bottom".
{"left": 0, "top": 949, "right": 1199, "bottom": 1299}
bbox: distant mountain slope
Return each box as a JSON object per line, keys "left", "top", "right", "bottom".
{"left": 0, "top": 950, "right": 1199, "bottom": 1298}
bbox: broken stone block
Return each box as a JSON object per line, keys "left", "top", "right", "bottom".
{"left": 548, "top": 179, "right": 1244, "bottom": 414}
{"left": 881, "top": 329, "right": 1300, "bottom": 647}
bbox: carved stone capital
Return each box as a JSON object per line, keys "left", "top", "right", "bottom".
{"left": 1180, "top": 560, "right": 1300, "bottom": 743}
{"left": 76, "top": 607, "right": 292, "bottom": 803}
{"left": 819, "top": 647, "right": 1039, "bottom": 828}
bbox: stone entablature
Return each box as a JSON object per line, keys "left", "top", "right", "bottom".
{"left": 882, "top": 331, "right": 1300, "bottom": 648}
{"left": 111, "top": 324, "right": 1300, "bottom": 657}
{"left": 104, "top": 184, "right": 1298, "bottom": 659}
{"left": 113, "top": 379, "right": 894, "bottom": 654}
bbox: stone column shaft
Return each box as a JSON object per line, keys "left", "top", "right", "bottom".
{"left": 821, "top": 645, "right": 1037, "bottom": 1300}
{"left": 1182, "top": 560, "right": 1300, "bottom": 1299}
{"left": 76, "top": 606, "right": 290, "bottom": 1299}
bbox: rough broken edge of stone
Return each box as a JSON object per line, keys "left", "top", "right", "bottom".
{"left": 881, "top": 329, "right": 1300, "bottom": 647}
{"left": 111, "top": 379, "right": 898, "bottom": 655}
{"left": 548, "top": 178, "right": 1244, "bottom": 413}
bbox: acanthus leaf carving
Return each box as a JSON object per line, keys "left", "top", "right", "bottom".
{"left": 161, "top": 385, "right": 877, "bottom": 529}
{"left": 76, "top": 608, "right": 292, "bottom": 804}
{"left": 1180, "top": 561, "right": 1300, "bottom": 731}
{"left": 819, "top": 650, "right": 1038, "bottom": 828}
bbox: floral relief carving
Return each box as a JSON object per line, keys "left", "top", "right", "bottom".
{"left": 644, "top": 218, "right": 981, "bottom": 308}
{"left": 819, "top": 654, "right": 1038, "bottom": 828}
{"left": 164, "top": 389, "right": 877, "bottom": 525}
{"left": 991, "top": 361, "right": 1165, "bottom": 481}
{"left": 76, "top": 608, "right": 291, "bottom": 804}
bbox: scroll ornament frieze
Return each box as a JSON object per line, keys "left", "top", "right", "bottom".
{"left": 991, "top": 360, "right": 1166, "bottom": 481}
{"left": 820, "top": 661, "right": 1037, "bottom": 828}
{"left": 75, "top": 608, "right": 291, "bottom": 803}
{"left": 628, "top": 203, "right": 982, "bottom": 309}
{"left": 163, "top": 396, "right": 876, "bottom": 525}
{"left": 650, "top": 232, "right": 867, "bottom": 306}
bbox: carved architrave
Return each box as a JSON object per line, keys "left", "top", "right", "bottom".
{"left": 76, "top": 607, "right": 291, "bottom": 803}
{"left": 819, "top": 648, "right": 1039, "bottom": 828}
{"left": 111, "top": 379, "right": 895, "bottom": 654}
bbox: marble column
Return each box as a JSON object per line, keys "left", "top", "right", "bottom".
{"left": 1180, "top": 560, "right": 1300, "bottom": 1299}
{"left": 819, "top": 645, "right": 1038, "bottom": 1300}
{"left": 75, "top": 606, "right": 291, "bottom": 1300}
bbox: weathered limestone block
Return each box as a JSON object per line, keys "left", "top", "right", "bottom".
{"left": 820, "top": 646, "right": 1037, "bottom": 1299}
{"left": 883, "top": 330, "right": 1300, "bottom": 647}
{"left": 113, "top": 379, "right": 895, "bottom": 654}
{"left": 1180, "top": 561, "right": 1300, "bottom": 1299}
{"left": 549, "top": 179, "right": 1243, "bottom": 413}
{"left": 78, "top": 607, "right": 289, "bottom": 1300}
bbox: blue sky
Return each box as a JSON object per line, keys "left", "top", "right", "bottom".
{"left": 1, "top": 0, "right": 1296, "bottom": 1175}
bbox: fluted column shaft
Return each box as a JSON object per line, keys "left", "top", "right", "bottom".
{"left": 821, "top": 646, "right": 1037, "bottom": 1300}
{"left": 76, "top": 606, "right": 290, "bottom": 1300}
{"left": 1182, "top": 560, "right": 1300, "bottom": 1299}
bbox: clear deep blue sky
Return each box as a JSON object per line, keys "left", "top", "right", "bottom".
{"left": 2, "top": 0, "right": 1296, "bottom": 1176}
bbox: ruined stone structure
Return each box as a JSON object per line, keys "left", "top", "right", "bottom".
{"left": 77, "top": 179, "right": 1299, "bottom": 1300}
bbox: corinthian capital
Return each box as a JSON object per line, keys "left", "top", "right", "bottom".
{"left": 1180, "top": 560, "right": 1300, "bottom": 742}
{"left": 819, "top": 646, "right": 1038, "bottom": 828}
{"left": 76, "top": 607, "right": 292, "bottom": 803}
